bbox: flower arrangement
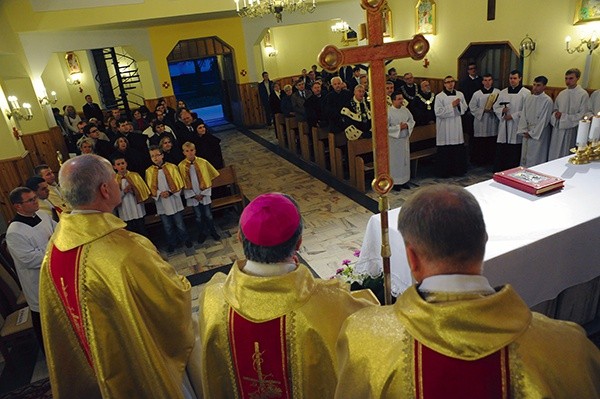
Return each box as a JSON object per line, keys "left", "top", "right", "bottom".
{"left": 333, "top": 250, "right": 384, "bottom": 303}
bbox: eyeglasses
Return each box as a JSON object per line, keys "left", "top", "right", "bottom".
{"left": 443, "top": 80, "right": 455, "bottom": 84}
{"left": 20, "top": 195, "right": 38, "bottom": 204}
{"left": 89, "top": 129, "right": 99, "bottom": 133}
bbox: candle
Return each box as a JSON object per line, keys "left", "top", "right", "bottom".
{"left": 234, "top": 0, "right": 239, "bottom": 11}
{"left": 576, "top": 118, "right": 591, "bottom": 148}
{"left": 590, "top": 113, "right": 600, "bottom": 142}
{"left": 7, "top": 95, "right": 19, "bottom": 109}
{"left": 51, "top": 91, "right": 57, "bottom": 101}
{"left": 22, "top": 103, "right": 33, "bottom": 117}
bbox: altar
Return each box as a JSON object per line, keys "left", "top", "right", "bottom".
{"left": 356, "top": 156, "right": 600, "bottom": 324}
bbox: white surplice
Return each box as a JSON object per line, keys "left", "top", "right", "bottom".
{"left": 469, "top": 88, "right": 500, "bottom": 137}
{"left": 117, "top": 178, "right": 146, "bottom": 221}
{"left": 548, "top": 85, "right": 590, "bottom": 160}
{"left": 493, "top": 86, "right": 530, "bottom": 144}
{"left": 517, "top": 92, "right": 553, "bottom": 167}
{"left": 435, "top": 90, "right": 467, "bottom": 145}
{"left": 387, "top": 105, "right": 415, "bottom": 184}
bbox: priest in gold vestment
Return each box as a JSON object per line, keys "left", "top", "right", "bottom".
{"left": 196, "top": 193, "right": 378, "bottom": 398}
{"left": 336, "top": 185, "right": 600, "bottom": 398}
{"left": 39, "top": 155, "right": 197, "bottom": 398}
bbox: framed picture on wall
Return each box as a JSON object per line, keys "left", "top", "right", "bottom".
{"left": 65, "top": 52, "right": 82, "bottom": 75}
{"left": 574, "top": 0, "right": 600, "bottom": 24}
{"left": 415, "top": 0, "right": 436, "bottom": 35}
{"left": 382, "top": 4, "right": 393, "bottom": 38}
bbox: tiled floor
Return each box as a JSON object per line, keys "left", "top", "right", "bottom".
{"left": 0, "top": 126, "right": 495, "bottom": 392}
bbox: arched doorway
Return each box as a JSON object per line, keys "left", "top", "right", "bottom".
{"left": 458, "top": 42, "right": 520, "bottom": 88}
{"left": 167, "top": 37, "right": 239, "bottom": 126}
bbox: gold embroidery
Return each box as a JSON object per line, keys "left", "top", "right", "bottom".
{"left": 242, "top": 342, "right": 283, "bottom": 399}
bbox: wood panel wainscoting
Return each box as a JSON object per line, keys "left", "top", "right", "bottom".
{"left": 0, "top": 152, "right": 35, "bottom": 223}
{"left": 21, "top": 126, "right": 69, "bottom": 174}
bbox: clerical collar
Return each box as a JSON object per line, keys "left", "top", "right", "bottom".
{"left": 481, "top": 87, "right": 494, "bottom": 94}
{"left": 418, "top": 274, "right": 495, "bottom": 295}
{"left": 507, "top": 85, "right": 523, "bottom": 94}
{"left": 443, "top": 89, "right": 457, "bottom": 96}
{"left": 13, "top": 212, "right": 42, "bottom": 227}
{"left": 243, "top": 259, "right": 297, "bottom": 277}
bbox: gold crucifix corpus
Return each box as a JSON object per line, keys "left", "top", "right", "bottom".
{"left": 318, "top": 0, "right": 429, "bottom": 305}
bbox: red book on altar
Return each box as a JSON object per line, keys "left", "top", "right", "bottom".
{"left": 493, "top": 166, "right": 564, "bottom": 195}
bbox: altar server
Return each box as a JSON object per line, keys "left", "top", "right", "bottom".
{"left": 548, "top": 68, "right": 591, "bottom": 160}
{"left": 469, "top": 74, "right": 499, "bottom": 165}
{"left": 388, "top": 91, "right": 415, "bottom": 190}
{"left": 518, "top": 76, "right": 553, "bottom": 167}
{"left": 493, "top": 70, "right": 530, "bottom": 171}
{"left": 434, "top": 75, "right": 468, "bottom": 177}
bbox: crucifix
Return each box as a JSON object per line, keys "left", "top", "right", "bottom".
{"left": 318, "top": 0, "right": 429, "bottom": 305}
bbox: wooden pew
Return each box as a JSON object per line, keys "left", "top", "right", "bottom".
{"left": 298, "top": 121, "right": 311, "bottom": 161}
{"left": 348, "top": 138, "right": 373, "bottom": 186}
{"left": 311, "top": 126, "right": 329, "bottom": 170}
{"left": 285, "top": 116, "right": 299, "bottom": 154}
{"left": 328, "top": 131, "right": 347, "bottom": 179}
{"left": 409, "top": 124, "right": 437, "bottom": 177}
{"left": 274, "top": 113, "right": 287, "bottom": 148}
{"left": 352, "top": 139, "right": 375, "bottom": 192}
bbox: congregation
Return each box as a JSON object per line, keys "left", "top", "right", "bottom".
{"left": 260, "top": 63, "right": 600, "bottom": 190}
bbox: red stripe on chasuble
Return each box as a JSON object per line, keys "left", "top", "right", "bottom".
{"left": 48, "top": 245, "right": 94, "bottom": 369}
{"left": 228, "top": 307, "right": 291, "bottom": 399}
{"left": 414, "top": 340, "right": 510, "bottom": 399}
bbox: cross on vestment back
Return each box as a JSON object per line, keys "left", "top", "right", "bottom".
{"left": 318, "top": 0, "right": 430, "bottom": 304}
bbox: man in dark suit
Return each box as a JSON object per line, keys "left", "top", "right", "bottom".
{"left": 82, "top": 95, "right": 105, "bottom": 123}
{"left": 258, "top": 71, "right": 274, "bottom": 126}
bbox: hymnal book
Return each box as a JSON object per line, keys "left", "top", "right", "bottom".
{"left": 484, "top": 93, "right": 499, "bottom": 111}
{"left": 493, "top": 167, "right": 564, "bottom": 195}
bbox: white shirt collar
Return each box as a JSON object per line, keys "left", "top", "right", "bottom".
{"left": 419, "top": 274, "right": 495, "bottom": 295}
{"left": 243, "top": 260, "right": 297, "bottom": 277}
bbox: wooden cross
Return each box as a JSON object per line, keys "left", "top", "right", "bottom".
{"left": 487, "top": 0, "right": 496, "bottom": 20}
{"left": 318, "top": 0, "right": 430, "bottom": 305}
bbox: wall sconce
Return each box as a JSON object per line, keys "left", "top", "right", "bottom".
{"left": 519, "top": 34, "right": 536, "bottom": 58}
{"left": 565, "top": 32, "right": 599, "bottom": 54}
{"left": 265, "top": 45, "right": 278, "bottom": 57}
{"left": 39, "top": 91, "right": 58, "bottom": 105}
{"left": 5, "top": 96, "right": 33, "bottom": 121}
{"left": 67, "top": 73, "right": 82, "bottom": 85}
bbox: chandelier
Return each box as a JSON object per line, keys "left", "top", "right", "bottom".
{"left": 331, "top": 20, "right": 349, "bottom": 33}
{"left": 234, "top": 0, "right": 316, "bottom": 23}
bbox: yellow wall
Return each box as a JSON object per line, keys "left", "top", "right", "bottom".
{"left": 147, "top": 17, "right": 249, "bottom": 97}
{"left": 263, "top": 21, "right": 355, "bottom": 80}
{"left": 384, "top": 0, "right": 599, "bottom": 88}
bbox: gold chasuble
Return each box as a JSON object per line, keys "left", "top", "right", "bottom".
{"left": 198, "top": 261, "right": 378, "bottom": 398}
{"left": 39, "top": 212, "right": 194, "bottom": 398}
{"left": 336, "top": 285, "right": 600, "bottom": 398}
{"left": 178, "top": 156, "right": 220, "bottom": 190}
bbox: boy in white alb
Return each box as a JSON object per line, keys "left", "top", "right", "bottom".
{"left": 146, "top": 146, "right": 192, "bottom": 253}
{"left": 178, "top": 142, "right": 221, "bottom": 243}
{"left": 111, "top": 154, "right": 151, "bottom": 237}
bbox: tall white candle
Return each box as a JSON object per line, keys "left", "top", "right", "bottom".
{"left": 590, "top": 113, "right": 600, "bottom": 142}
{"left": 576, "top": 118, "right": 591, "bottom": 148}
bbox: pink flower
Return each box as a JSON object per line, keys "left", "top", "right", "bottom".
{"left": 342, "top": 259, "right": 351, "bottom": 266}
{"left": 336, "top": 268, "right": 344, "bottom": 274}
{"left": 353, "top": 249, "right": 361, "bottom": 257}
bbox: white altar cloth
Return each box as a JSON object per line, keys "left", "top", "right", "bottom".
{"left": 356, "top": 156, "right": 600, "bottom": 307}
